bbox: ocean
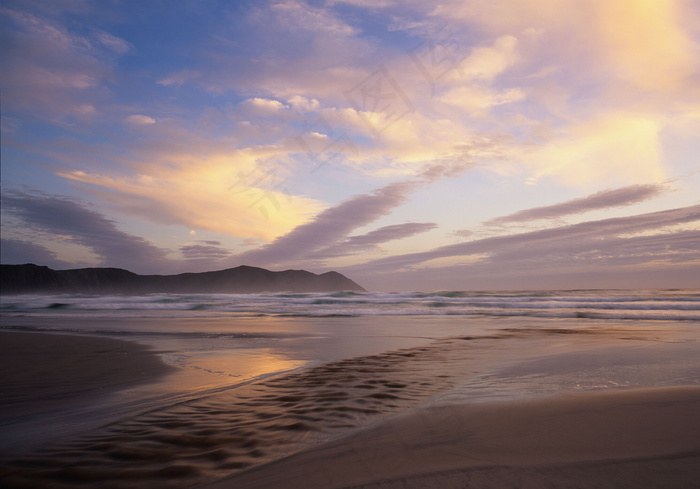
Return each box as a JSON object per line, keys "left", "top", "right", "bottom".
{"left": 1, "top": 289, "right": 699, "bottom": 488}
{"left": 3, "top": 288, "right": 700, "bottom": 321}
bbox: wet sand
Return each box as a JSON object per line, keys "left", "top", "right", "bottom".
{"left": 0, "top": 332, "right": 173, "bottom": 418}
{"left": 0, "top": 332, "right": 174, "bottom": 457}
{"left": 0, "top": 339, "right": 461, "bottom": 488}
{"left": 1, "top": 327, "right": 699, "bottom": 488}
{"left": 206, "top": 387, "right": 700, "bottom": 489}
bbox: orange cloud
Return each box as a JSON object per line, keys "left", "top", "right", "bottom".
{"left": 527, "top": 114, "right": 665, "bottom": 186}
{"left": 58, "top": 152, "right": 323, "bottom": 242}
{"left": 593, "top": 0, "right": 697, "bottom": 92}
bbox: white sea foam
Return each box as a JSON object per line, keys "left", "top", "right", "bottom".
{"left": 1, "top": 289, "right": 699, "bottom": 321}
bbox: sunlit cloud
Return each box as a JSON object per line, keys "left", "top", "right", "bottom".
{"left": 525, "top": 114, "right": 665, "bottom": 186}
{"left": 236, "top": 179, "right": 422, "bottom": 266}
{"left": 1, "top": 0, "right": 698, "bottom": 289}
{"left": 58, "top": 154, "right": 323, "bottom": 242}
{"left": 449, "top": 34, "right": 519, "bottom": 82}
{"left": 243, "top": 98, "right": 289, "bottom": 111}
{"left": 593, "top": 0, "right": 697, "bottom": 92}
{"left": 439, "top": 86, "right": 525, "bottom": 116}
{"left": 124, "top": 114, "right": 156, "bottom": 125}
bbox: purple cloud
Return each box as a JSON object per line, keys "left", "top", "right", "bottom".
{"left": 232, "top": 150, "right": 486, "bottom": 268}
{"left": 235, "top": 180, "right": 422, "bottom": 266}
{"left": 180, "top": 241, "right": 232, "bottom": 260}
{"left": 483, "top": 183, "right": 668, "bottom": 226}
{"left": 2, "top": 190, "right": 171, "bottom": 273}
{"left": 0, "top": 238, "right": 72, "bottom": 269}
{"left": 347, "top": 203, "right": 700, "bottom": 273}
{"left": 315, "top": 222, "right": 437, "bottom": 259}
{"left": 0, "top": 7, "right": 127, "bottom": 123}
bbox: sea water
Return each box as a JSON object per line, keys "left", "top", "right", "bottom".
{"left": 3, "top": 289, "right": 699, "bottom": 321}
{"left": 1, "top": 289, "right": 698, "bottom": 410}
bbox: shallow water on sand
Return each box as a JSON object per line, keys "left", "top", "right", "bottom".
{"left": 1, "top": 315, "right": 698, "bottom": 488}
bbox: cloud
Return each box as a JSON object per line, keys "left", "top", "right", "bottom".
{"left": 180, "top": 241, "right": 232, "bottom": 261}
{"left": 227, "top": 143, "right": 486, "bottom": 266}
{"left": 58, "top": 144, "right": 324, "bottom": 242}
{"left": 593, "top": 0, "right": 697, "bottom": 93}
{"left": 347, "top": 203, "right": 700, "bottom": 273}
{"left": 439, "top": 86, "right": 524, "bottom": 115}
{"left": 157, "top": 69, "right": 203, "bottom": 86}
{"left": 0, "top": 6, "right": 126, "bottom": 122}
{"left": 2, "top": 0, "right": 697, "bottom": 290}
{"left": 266, "top": 0, "right": 358, "bottom": 36}
{"left": 242, "top": 97, "right": 290, "bottom": 115}
{"left": 287, "top": 95, "right": 320, "bottom": 111}
{"left": 241, "top": 238, "right": 261, "bottom": 247}
{"left": 315, "top": 222, "right": 437, "bottom": 258}
{"left": 236, "top": 179, "right": 422, "bottom": 266}
{"left": 484, "top": 183, "right": 668, "bottom": 226}
{"left": 0, "top": 238, "right": 72, "bottom": 269}
{"left": 2, "top": 190, "right": 171, "bottom": 273}
{"left": 526, "top": 114, "right": 666, "bottom": 186}
{"left": 456, "top": 34, "right": 519, "bottom": 81}
{"left": 93, "top": 29, "right": 131, "bottom": 54}
{"left": 124, "top": 114, "right": 156, "bottom": 125}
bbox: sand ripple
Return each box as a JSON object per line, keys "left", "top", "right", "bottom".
{"left": 3, "top": 325, "right": 682, "bottom": 489}
{"left": 1, "top": 341, "right": 459, "bottom": 488}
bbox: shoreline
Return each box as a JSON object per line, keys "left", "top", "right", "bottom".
{"left": 0, "top": 331, "right": 174, "bottom": 457}
{"left": 1, "top": 321, "right": 698, "bottom": 488}
{"left": 204, "top": 386, "right": 700, "bottom": 489}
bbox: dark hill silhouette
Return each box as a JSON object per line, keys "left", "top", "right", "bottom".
{"left": 0, "top": 264, "right": 366, "bottom": 295}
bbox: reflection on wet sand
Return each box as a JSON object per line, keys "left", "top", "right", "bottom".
{"left": 1, "top": 324, "right": 699, "bottom": 489}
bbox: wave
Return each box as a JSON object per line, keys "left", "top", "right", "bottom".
{"left": 1, "top": 289, "right": 699, "bottom": 321}
{"left": 0, "top": 323, "right": 302, "bottom": 340}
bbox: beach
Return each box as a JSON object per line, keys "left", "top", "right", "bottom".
{"left": 210, "top": 387, "right": 700, "bottom": 489}
{"left": 1, "top": 291, "right": 699, "bottom": 488}
{"left": 0, "top": 332, "right": 176, "bottom": 459}
{"left": 0, "top": 332, "right": 173, "bottom": 419}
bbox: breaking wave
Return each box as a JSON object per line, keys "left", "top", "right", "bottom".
{"left": 1, "top": 289, "right": 699, "bottom": 321}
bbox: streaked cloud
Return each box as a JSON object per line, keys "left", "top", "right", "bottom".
{"left": 0, "top": 238, "right": 72, "bottom": 269}
{"left": 2, "top": 191, "right": 171, "bottom": 273}
{"left": 179, "top": 241, "right": 233, "bottom": 271}
{"left": 315, "top": 222, "right": 437, "bottom": 259}
{"left": 348, "top": 204, "right": 700, "bottom": 274}
{"left": 484, "top": 183, "right": 669, "bottom": 226}
{"left": 236, "top": 180, "right": 422, "bottom": 266}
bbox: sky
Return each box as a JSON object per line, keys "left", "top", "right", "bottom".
{"left": 1, "top": 0, "right": 699, "bottom": 291}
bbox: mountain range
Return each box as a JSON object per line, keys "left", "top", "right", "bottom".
{"left": 0, "top": 264, "right": 366, "bottom": 295}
